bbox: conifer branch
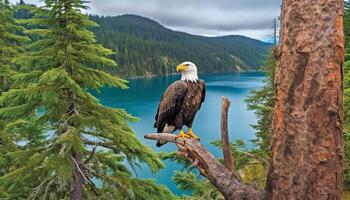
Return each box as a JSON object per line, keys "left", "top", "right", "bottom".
{"left": 32, "top": 178, "right": 51, "bottom": 197}
{"left": 239, "top": 151, "right": 269, "bottom": 167}
{"left": 83, "top": 139, "right": 119, "bottom": 151}
{"left": 85, "top": 176, "right": 100, "bottom": 196}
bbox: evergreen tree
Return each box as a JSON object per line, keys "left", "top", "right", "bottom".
{"left": 343, "top": 0, "right": 350, "bottom": 190}
{"left": 245, "top": 49, "right": 276, "bottom": 157}
{"left": 0, "top": 0, "right": 174, "bottom": 199}
{"left": 0, "top": 0, "right": 29, "bottom": 197}
{"left": 0, "top": 0, "right": 28, "bottom": 93}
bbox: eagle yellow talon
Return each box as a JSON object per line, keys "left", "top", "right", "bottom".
{"left": 187, "top": 128, "right": 200, "bottom": 141}
{"left": 175, "top": 130, "right": 190, "bottom": 144}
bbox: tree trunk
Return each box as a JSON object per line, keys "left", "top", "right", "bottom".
{"left": 68, "top": 89, "right": 83, "bottom": 200}
{"left": 267, "top": 0, "right": 344, "bottom": 199}
{"left": 71, "top": 151, "right": 83, "bottom": 200}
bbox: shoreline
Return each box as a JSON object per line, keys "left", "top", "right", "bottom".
{"left": 125, "top": 69, "right": 263, "bottom": 80}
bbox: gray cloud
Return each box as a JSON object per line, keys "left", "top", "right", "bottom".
{"left": 89, "top": 0, "right": 281, "bottom": 39}
{"left": 10, "top": 0, "right": 282, "bottom": 40}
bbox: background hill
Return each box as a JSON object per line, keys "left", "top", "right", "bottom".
{"left": 90, "top": 15, "right": 272, "bottom": 77}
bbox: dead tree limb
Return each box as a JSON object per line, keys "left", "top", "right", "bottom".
{"left": 144, "top": 133, "right": 265, "bottom": 200}
{"left": 221, "top": 97, "right": 235, "bottom": 173}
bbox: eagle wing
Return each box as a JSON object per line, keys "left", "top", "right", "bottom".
{"left": 200, "top": 80, "right": 206, "bottom": 103}
{"left": 154, "top": 81, "right": 188, "bottom": 133}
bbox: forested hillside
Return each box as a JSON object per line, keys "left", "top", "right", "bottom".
{"left": 90, "top": 15, "right": 272, "bottom": 77}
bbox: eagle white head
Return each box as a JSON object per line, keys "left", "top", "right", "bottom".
{"left": 176, "top": 61, "right": 198, "bottom": 82}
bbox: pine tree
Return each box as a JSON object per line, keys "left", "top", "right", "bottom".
{"left": 0, "top": 0, "right": 30, "bottom": 197}
{"left": 0, "top": 0, "right": 28, "bottom": 93}
{"left": 0, "top": 0, "right": 174, "bottom": 199}
{"left": 343, "top": 0, "right": 350, "bottom": 190}
{"left": 245, "top": 49, "right": 276, "bottom": 157}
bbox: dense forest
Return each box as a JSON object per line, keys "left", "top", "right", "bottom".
{"left": 89, "top": 15, "right": 272, "bottom": 77}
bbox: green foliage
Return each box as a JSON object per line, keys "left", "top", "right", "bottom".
{"left": 0, "top": 0, "right": 29, "bottom": 93}
{"left": 211, "top": 140, "right": 254, "bottom": 170}
{"left": 173, "top": 171, "right": 223, "bottom": 200}
{"left": 160, "top": 151, "right": 223, "bottom": 199}
{"left": 89, "top": 15, "right": 272, "bottom": 77}
{"left": 0, "top": 1, "right": 30, "bottom": 197}
{"left": 344, "top": 1, "right": 350, "bottom": 190}
{"left": 211, "top": 140, "right": 268, "bottom": 188}
{"left": 0, "top": 0, "right": 175, "bottom": 199}
{"left": 245, "top": 50, "right": 276, "bottom": 155}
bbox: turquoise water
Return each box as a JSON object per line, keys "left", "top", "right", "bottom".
{"left": 93, "top": 72, "right": 265, "bottom": 195}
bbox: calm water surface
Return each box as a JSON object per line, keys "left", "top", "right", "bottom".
{"left": 93, "top": 72, "right": 265, "bottom": 195}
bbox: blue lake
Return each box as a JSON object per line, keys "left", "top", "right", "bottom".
{"left": 93, "top": 72, "right": 265, "bottom": 195}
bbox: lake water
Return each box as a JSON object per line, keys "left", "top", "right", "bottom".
{"left": 93, "top": 72, "right": 265, "bottom": 195}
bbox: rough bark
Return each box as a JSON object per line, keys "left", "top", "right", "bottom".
{"left": 145, "top": 133, "right": 266, "bottom": 200}
{"left": 221, "top": 97, "right": 235, "bottom": 172}
{"left": 267, "top": 0, "right": 344, "bottom": 199}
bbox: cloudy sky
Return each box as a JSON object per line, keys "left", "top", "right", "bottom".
{"left": 10, "top": 0, "right": 282, "bottom": 41}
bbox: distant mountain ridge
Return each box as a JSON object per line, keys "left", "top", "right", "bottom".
{"left": 90, "top": 14, "right": 272, "bottom": 77}
{"left": 14, "top": 4, "right": 272, "bottom": 77}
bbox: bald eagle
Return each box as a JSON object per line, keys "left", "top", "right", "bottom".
{"left": 154, "top": 62, "right": 206, "bottom": 147}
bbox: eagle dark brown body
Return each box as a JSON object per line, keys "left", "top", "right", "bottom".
{"left": 154, "top": 80, "right": 206, "bottom": 146}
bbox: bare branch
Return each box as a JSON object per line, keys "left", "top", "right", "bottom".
{"left": 84, "top": 146, "right": 97, "bottom": 164}
{"left": 144, "top": 133, "right": 177, "bottom": 142}
{"left": 71, "top": 156, "right": 88, "bottom": 182}
{"left": 221, "top": 97, "right": 235, "bottom": 173}
{"left": 144, "top": 133, "right": 266, "bottom": 200}
{"left": 71, "top": 156, "right": 100, "bottom": 196}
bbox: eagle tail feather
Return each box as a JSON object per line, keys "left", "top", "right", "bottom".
{"left": 156, "top": 141, "right": 166, "bottom": 147}
{"left": 156, "top": 124, "right": 175, "bottom": 147}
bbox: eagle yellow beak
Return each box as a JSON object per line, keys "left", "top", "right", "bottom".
{"left": 176, "top": 64, "right": 188, "bottom": 72}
